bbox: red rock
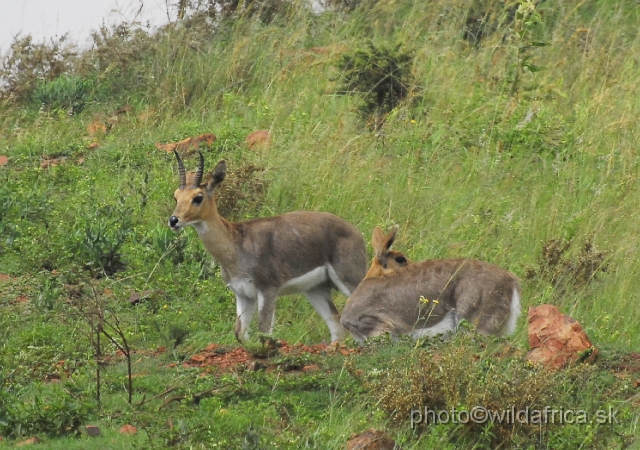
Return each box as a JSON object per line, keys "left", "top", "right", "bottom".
{"left": 526, "top": 305, "right": 597, "bottom": 369}
{"left": 347, "top": 429, "right": 395, "bottom": 450}
{"left": 155, "top": 133, "right": 216, "bottom": 154}
{"left": 40, "top": 157, "right": 66, "bottom": 169}
{"left": 0, "top": 155, "right": 8, "bottom": 166}
{"left": 87, "top": 120, "right": 107, "bottom": 136}
{"left": 302, "top": 364, "right": 320, "bottom": 373}
{"left": 119, "top": 424, "right": 138, "bottom": 435}
{"left": 245, "top": 130, "right": 270, "bottom": 149}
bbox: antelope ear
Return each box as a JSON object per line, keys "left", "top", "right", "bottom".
{"left": 206, "top": 160, "right": 227, "bottom": 191}
{"left": 371, "top": 226, "right": 385, "bottom": 253}
{"left": 383, "top": 225, "right": 399, "bottom": 251}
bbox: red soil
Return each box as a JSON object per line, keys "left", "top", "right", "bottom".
{"left": 178, "top": 341, "right": 358, "bottom": 372}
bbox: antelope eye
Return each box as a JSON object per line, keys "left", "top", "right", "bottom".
{"left": 395, "top": 256, "right": 407, "bottom": 265}
{"left": 192, "top": 195, "right": 204, "bottom": 205}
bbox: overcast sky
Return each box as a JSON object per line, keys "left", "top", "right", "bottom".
{"left": 0, "top": 0, "right": 170, "bottom": 54}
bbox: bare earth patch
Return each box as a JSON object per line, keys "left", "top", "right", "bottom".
{"left": 178, "top": 341, "right": 359, "bottom": 372}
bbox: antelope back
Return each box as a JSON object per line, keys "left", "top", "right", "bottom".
{"left": 342, "top": 258, "right": 521, "bottom": 340}
{"left": 342, "top": 262, "right": 457, "bottom": 341}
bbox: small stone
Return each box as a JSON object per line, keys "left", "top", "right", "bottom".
{"left": 86, "top": 425, "right": 101, "bottom": 437}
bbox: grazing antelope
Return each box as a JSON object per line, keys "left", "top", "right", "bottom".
{"left": 340, "top": 226, "right": 521, "bottom": 342}
{"left": 168, "top": 151, "right": 367, "bottom": 342}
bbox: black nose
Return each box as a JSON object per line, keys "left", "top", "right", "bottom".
{"left": 169, "top": 216, "right": 179, "bottom": 228}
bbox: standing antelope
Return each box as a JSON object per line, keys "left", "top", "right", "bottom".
{"left": 168, "top": 151, "right": 367, "bottom": 342}
{"left": 340, "top": 226, "right": 521, "bottom": 342}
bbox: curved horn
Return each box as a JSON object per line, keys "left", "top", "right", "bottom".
{"left": 174, "top": 150, "right": 186, "bottom": 189}
{"left": 193, "top": 151, "right": 204, "bottom": 187}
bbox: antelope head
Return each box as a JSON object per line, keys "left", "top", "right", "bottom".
{"left": 168, "top": 150, "right": 226, "bottom": 231}
{"left": 365, "top": 225, "right": 409, "bottom": 278}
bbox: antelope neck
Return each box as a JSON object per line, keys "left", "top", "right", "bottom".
{"left": 193, "top": 214, "right": 238, "bottom": 271}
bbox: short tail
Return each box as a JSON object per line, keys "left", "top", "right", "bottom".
{"left": 505, "top": 287, "right": 521, "bottom": 335}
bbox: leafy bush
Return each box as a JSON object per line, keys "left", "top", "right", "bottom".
{"left": 336, "top": 42, "right": 414, "bottom": 128}
{"left": 524, "top": 236, "right": 609, "bottom": 291}
{"left": 0, "top": 35, "right": 77, "bottom": 102}
{"left": 318, "top": 0, "right": 369, "bottom": 13}
{"left": 364, "top": 328, "right": 630, "bottom": 448}
{"left": 0, "top": 384, "right": 93, "bottom": 438}
{"left": 215, "top": 161, "right": 269, "bottom": 221}
{"left": 77, "top": 23, "right": 157, "bottom": 101}
{"left": 75, "top": 204, "right": 133, "bottom": 276}
{"left": 181, "top": 0, "right": 292, "bottom": 24}
{"left": 463, "top": 0, "right": 518, "bottom": 46}
{"left": 31, "top": 75, "right": 93, "bottom": 114}
{"left": 0, "top": 184, "right": 17, "bottom": 247}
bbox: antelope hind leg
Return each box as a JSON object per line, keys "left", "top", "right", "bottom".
{"left": 305, "top": 286, "right": 347, "bottom": 342}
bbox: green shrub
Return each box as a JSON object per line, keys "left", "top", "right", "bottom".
{"left": 74, "top": 204, "right": 133, "bottom": 277}
{"left": 336, "top": 42, "right": 414, "bottom": 128}
{"left": 0, "top": 384, "right": 93, "bottom": 438}
{"left": 31, "top": 75, "right": 93, "bottom": 114}
{"left": 0, "top": 35, "right": 77, "bottom": 102}
{"left": 364, "top": 328, "right": 632, "bottom": 448}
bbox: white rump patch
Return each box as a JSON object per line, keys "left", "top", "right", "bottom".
{"left": 505, "top": 288, "right": 521, "bottom": 335}
{"left": 326, "top": 264, "right": 353, "bottom": 297}
{"left": 411, "top": 309, "right": 459, "bottom": 339}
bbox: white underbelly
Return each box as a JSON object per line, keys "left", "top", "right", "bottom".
{"left": 278, "top": 266, "right": 328, "bottom": 295}
{"left": 226, "top": 266, "right": 331, "bottom": 299}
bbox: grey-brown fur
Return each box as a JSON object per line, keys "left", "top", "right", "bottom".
{"left": 169, "top": 153, "right": 367, "bottom": 342}
{"left": 342, "top": 229, "right": 521, "bottom": 341}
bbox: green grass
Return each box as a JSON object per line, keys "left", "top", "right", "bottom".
{"left": 1, "top": 0, "right": 640, "bottom": 448}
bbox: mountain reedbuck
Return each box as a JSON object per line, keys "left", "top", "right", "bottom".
{"left": 168, "top": 151, "right": 367, "bottom": 342}
{"left": 340, "top": 226, "right": 521, "bottom": 342}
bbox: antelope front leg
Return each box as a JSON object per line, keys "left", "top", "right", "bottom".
{"left": 234, "top": 295, "right": 257, "bottom": 342}
{"left": 257, "top": 291, "right": 277, "bottom": 334}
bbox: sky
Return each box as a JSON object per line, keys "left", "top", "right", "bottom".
{"left": 0, "top": 0, "right": 170, "bottom": 54}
